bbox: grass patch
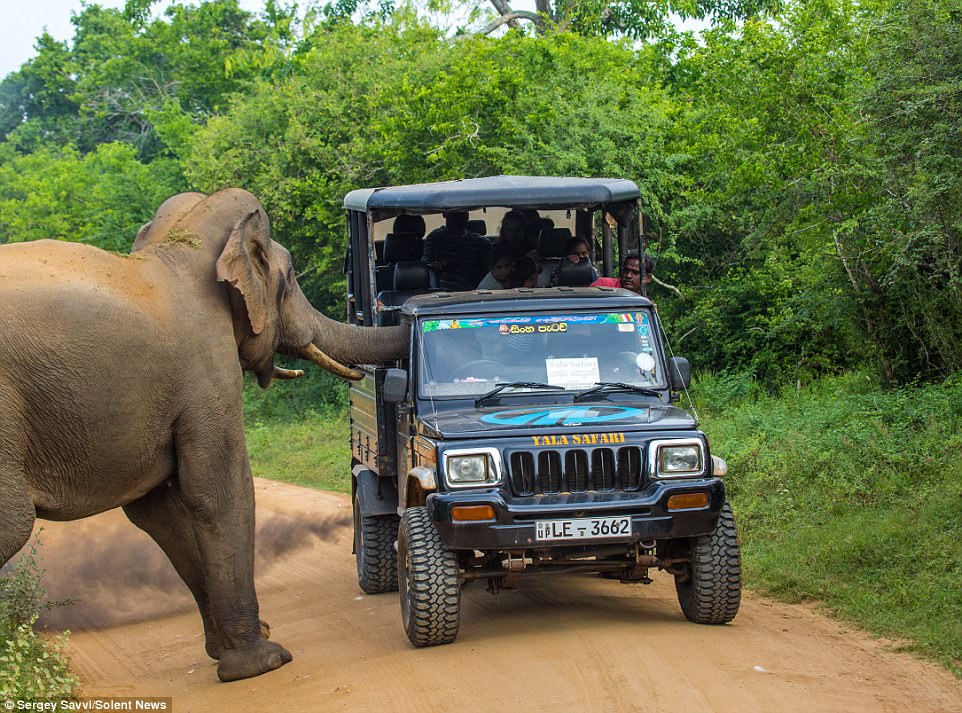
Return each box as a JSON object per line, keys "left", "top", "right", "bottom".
{"left": 696, "top": 370, "right": 962, "bottom": 675}
{"left": 243, "top": 368, "right": 352, "bottom": 492}
{"left": 246, "top": 411, "right": 352, "bottom": 493}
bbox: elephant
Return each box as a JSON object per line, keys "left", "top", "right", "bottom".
{"left": 0, "top": 188, "right": 407, "bottom": 681}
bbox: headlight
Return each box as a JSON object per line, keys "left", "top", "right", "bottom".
{"left": 649, "top": 439, "right": 705, "bottom": 478}
{"left": 442, "top": 448, "right": 503, "bottom": 488}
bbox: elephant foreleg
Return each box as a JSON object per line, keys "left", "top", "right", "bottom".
{"left": 122, "top": 482, "right": 225, "bottom": 660}
{"left": 173, "top": 415, "right": 292, "bottom": 682}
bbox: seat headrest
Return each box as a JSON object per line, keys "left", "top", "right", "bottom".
{"left": 393, "top": 214, "right": 426, "bottom": 239}
{"left": 383, "top": 232, "right": 421, "bottom": 263}
{"left": 394, "top": 261, "right": 432, "bottom": 291}
{"left": 554, "top": 257, "right": 595, "bottom": 287}
{"left": 466, "top": 219, "right": 487, "bottom": 236}
{"left": 538, "top": 227, "right": 573, "bottom": 258}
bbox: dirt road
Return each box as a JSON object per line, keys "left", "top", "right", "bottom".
{"left": 23, "top": 479, "right": 962, "bottom": 713}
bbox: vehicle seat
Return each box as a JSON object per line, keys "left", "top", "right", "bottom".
{"left": 537, "top": 227, "right": 572, "bottom": 259}
{"left": 376, "top": 261, "right": 439, "bottom": 326}
{"left": 384, "top": 231, "right": 422, "bottom": 262}
{"left": 393, "top": 214, "right": 426, "bottom": 240}
{"left": 536, "top": 227, "right": 572, "bottom": 286}
{"left": 377, "top": 231, "right": 423, "bottom": 292}
{"left": 466, "top": 219, "right": 487, "bottom": 237}
{"left": 554, "top": 257, "right": 596, "bottom": 287}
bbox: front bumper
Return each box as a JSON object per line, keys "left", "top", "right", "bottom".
{"left": 428, "top": 478, "right": 725, "bottom": 550}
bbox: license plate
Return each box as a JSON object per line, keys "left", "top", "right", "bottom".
{"left": 535, "top": 516, "right": 632, "bottom": 541}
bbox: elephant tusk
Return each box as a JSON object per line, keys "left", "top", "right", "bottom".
{"left": 300, "top": 344, "right": 364, "bottom": 381}
{"left": 272, "top": 366, "right": 305, "bottom": 381}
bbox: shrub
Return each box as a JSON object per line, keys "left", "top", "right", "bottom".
{"left": 0, "top": 536, "right": 79, "bottom": 701}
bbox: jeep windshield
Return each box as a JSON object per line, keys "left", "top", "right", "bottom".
{"left": 417, "top": 310, "right": 666, "bottom": 398}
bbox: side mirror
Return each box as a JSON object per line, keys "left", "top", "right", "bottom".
{"left": 668, "top": 357, "right": 691, "bottom": 391}
{"left": 383, "top": 368, "right": 409, "bottom": 403}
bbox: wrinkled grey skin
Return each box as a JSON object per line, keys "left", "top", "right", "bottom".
{"left": 0, "top": 189, "right": 407, "bottom": 682}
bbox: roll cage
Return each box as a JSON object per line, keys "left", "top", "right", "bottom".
{"left": 343, "top": 176, "right": 646, "bottom": 326}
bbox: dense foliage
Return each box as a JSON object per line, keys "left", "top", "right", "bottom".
{"left": 1, "top": 0, "right": 958, "bottom": 384}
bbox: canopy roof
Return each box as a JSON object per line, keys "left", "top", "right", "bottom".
{"left": 343, "top": 176, "right": 640, "bottom": 220}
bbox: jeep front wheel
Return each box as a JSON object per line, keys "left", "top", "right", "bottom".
{"left": 398, "top": 506, "right": 461, "bottom": 646}
{"left": 354, "top": 495, "right": 399, "bottom": 594}
{"left": 674, "top": 502, "right": 742, "bottom": 624}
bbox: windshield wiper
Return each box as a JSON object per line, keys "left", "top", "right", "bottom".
{"left": 476, "top": 382, "right": 562, "bottom": 407}
{"left": 574, "top": 382, "right": 662, "bottom": 403}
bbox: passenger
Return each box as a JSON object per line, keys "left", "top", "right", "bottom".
{"left": 510, "top": 257, "right": 539, "bottom": 288}
{"left": 477, "top": 249, "right": 515, "bottom": 290}
{"left": 493, "top": 210, "right": 530, "bottom": 259}
{"left": 565, "top": 236, "right": 591, "bottom": 263}
{"left": 592, "top": 253, "right": 653, "bottom": 295}
{"left": 516, "top": 209, "right": 543, "bottom": 254}
{"left": 422, "top": 210, "right": 490, "bottom": 291}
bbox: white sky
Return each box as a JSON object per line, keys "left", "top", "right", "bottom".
{"left": 0, "top": 0, "right": 267, "bottom": 79}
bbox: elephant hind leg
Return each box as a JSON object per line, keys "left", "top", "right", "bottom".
{"left": 123, "top": 482, "right": 223, "bottom": 659}
{"left": 0, "top": 471, "right": 36, "bottom": 567}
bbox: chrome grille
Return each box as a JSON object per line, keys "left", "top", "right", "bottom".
{"left": 508, "top": 447, "right": 643, "bottom": 496}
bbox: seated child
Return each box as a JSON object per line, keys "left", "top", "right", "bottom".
{"left": 477, "top": 249, "right": 515, "bottom": 290}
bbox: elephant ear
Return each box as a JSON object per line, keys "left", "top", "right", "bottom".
{"left": 215, "top": 207, "right": 272, "bottom": 335}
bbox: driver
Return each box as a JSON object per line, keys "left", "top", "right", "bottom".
{"left": 592, "top": 253, "right": 653, "bottom": 295}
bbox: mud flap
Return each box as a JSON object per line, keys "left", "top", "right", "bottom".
{"left": 353, "top": 465, "right": 399, "bottom": 517}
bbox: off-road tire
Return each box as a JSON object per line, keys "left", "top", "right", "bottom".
{"left": 675, "top": 502, "right": 741, "bottom": 624}
{"left": 354, "top": 496, "right": 399, "bottom": 594}
{"left": 398, "top": 506, "right": 461, "bottom": 647}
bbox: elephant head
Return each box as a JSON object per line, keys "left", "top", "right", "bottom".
{"left": 134, "top": 189, "right": 408, "bottom": 386}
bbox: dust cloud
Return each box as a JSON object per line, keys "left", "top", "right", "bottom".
{"left": 7, "top": 508, "right": 349, "bottom": 631}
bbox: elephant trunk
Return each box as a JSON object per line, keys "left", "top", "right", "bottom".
{"left": 307, "top": 308, "right": 409, "bottom": 379}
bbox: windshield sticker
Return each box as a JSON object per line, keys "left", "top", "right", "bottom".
{"left": 499, "top": 323, "right": 569, "bottom": 335}
{"left": 423, "top": 312, "right": 651, "bottom": 333}
{"left": 545, "top": 358, "right": 600, "bottom": 389}
{"left": 636, "top": 353, "right": 656, "bottom": 372}
{"left": 480, "top": 406, "right": 646, "bottom": 427}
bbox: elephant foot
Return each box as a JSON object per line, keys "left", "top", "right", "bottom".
{"left": 217, "top": 640, "right": 292, "bottom": 682}
{"left": 205, "top": 619, "right": 271, "bottom": 661}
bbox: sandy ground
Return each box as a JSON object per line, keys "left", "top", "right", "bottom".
{"left": 18, "top": 478, "right": 962, "bottom": 713}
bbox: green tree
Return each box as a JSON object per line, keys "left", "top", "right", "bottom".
{"left": 0, "top": 0, "right": 296, "bottom": 160}
{"left": 653, "top": 0, "right": 872, "bottom": 384}
{"left": 0, "top": 142, "right": 184, "bottom": 249}
{"left": 837, "top": 0, "right": 962, "bottom": 382}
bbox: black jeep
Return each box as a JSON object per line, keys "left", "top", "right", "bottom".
{"left": 343, "top": 177, "right": 740, "bottom": 646}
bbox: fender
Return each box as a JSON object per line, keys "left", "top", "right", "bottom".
{"left": 352, "top": 465, "right": 399, "bottom": 517}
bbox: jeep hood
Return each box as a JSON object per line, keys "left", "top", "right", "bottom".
{"left": 418, "top": 402, "right": 697, "bottom": 439}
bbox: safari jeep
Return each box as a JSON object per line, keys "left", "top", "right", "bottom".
{"left": 342, "top": 177, "right": 741, "bottom": 646}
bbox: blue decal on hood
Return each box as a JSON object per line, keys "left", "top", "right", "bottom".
{"left": 481, "top": 406, "right": 645, "bottom": 427}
